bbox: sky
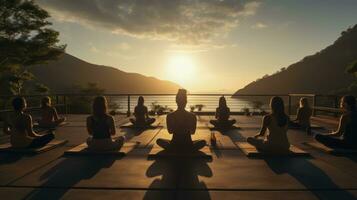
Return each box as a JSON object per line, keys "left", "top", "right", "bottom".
{"left": 36, "top": 0, "right": 357, "bottom": 93}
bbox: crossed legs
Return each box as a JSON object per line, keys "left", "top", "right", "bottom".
{"left": 156, "top": 139, "right": 206, "bottom": 152}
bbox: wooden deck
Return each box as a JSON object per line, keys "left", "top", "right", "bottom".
{"left": 0, "top": 115, "right": 356, "bottom": 200}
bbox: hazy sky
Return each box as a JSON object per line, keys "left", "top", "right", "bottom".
{"left": 37, "top": 0, "right": 357, "bottom": 93}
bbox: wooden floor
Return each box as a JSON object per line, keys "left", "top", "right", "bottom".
{"left": 0, "top": 115, "right": 356, "bottom": 200}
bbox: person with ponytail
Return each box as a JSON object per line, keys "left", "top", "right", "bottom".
{"left": 315, "top": 95, "right": 357, "bottom": 149}
{"left": 38, "top": 96, "right": 66, "bottom": 128}
{"left": 247, "top": 96, "right": 290, "bottom": 152}
{"left": 156, "top": 89, "right": 206, "bottom": 152}
{"left": 210, "top": 96, "right": 236, "bottom": 129}
{"left": 86, "top": 96, "right": 124, "bottom": 151}
{"left": 130, "top": 96, "right": 155, "bottom": 128}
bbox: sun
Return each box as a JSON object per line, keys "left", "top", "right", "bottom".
{"left": 167, "top": 54, "right": 196, "bottom": 85}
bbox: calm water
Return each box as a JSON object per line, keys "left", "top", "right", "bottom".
{"left": 109, "top": 95, "right": 278, "bottom": 113}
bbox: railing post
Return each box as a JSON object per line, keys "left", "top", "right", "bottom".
{"left": 56, "top": 95, "right": 59, "bottom": 105}
{"left": 127, "top": 95, "right": 131, "bottom": 117}
{"left": 312, "top": 95, "right": 316, "bottom": 116}
{"left": 288, "top": 95, "right": 292, "bottom": 116}
{"left": 334, "top": 96, "right": 338, "bottom": 117}
{"left": 64, "top": 96, "right": 67, "bottom": 114}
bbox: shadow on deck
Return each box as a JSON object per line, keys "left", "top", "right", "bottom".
{"left": 0, "top": 115, "right": 356, "bottom": 200}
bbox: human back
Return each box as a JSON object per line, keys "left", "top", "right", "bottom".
{"left": 157, "top": 89, "right": 205, "bottom": 151}
{"left": 87, "top": 114, "right": 112, "bottom": 139}
{"left": 86, "top": 96, "right": 124, "bottom": 151}
{"left": 167, "top": 108, "right": 196, "bottom": 144}
{"left": 265, "top": 114, "right": 289, "bottom": 149}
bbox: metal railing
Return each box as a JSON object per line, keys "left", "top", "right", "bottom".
{"left": 0, "top": 93, "right": 344, "bottom": 119}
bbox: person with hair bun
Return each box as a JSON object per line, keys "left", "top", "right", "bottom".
{"left": 247, "top": 96, "right": 290, "bottom": 152}
{"left": 86, "top": 96, "right": 124, "bottom": 151}
{"left": 156, "top": 89, "right": 206, "bottom": 151}
{"left": 315, "top": 95, "right": 357, "bottom": 149}
{"left": 210, "top": 96, "right": 236, "bottom": 129}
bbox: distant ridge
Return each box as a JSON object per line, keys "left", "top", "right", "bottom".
{"left": 30, "top": 53, "right": 181, "bottom": 94}
{"left": 234, "top": 24, "right": 357, "bottom": 95}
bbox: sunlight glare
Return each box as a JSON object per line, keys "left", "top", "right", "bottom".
{"left": 167, "top": 54, "right": 196, "bottom": 85}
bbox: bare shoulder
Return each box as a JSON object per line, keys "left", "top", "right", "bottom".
{"left": 23, "top": 113, "right": 32, "bottom": 120}
{"left": 340, "top": 113, "right": 350, "bottom": 121}
{"left": 187, "top": 111, "right": 196, "bottom": 119}
{"left": 263, "top": 114, "right": 272, "bottom": 122}
{"left": 87, "top": 115, "right": 93, "bottom": 122}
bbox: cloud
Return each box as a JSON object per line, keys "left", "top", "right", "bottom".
{"left": 37, "top": 0, "right": 261, "bottom": 45}
{"left": 251, "top": 22, "right": 268, "bottom": 29}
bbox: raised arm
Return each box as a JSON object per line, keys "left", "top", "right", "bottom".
{"left": 330, "top": 114, "right": 347, "bottom": 137}
{"left": 254, "top": 115, "right": 270, "bottom": 138}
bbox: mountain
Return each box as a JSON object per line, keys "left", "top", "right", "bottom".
{"left": 234, "top": 25, "right": 357, "bottom": 95}
{"left": 30, "top": 53, "right": 181, "bottom": 94}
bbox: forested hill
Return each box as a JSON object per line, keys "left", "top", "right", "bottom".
{"left": 30, "top": 53, "right": 181, "bottom": 94}
{"left": 234, "top": 24, "right": 357, "bottom": 95}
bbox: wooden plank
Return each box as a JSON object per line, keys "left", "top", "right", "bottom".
{"left": 148, "top": 144, "right": 212, "bottom": 160}
{"left": 235, "top": 142, "right": 310, "bottom": 158}
{"left": 304, "top": 142, "right": 357, "bottom": 155}
{"left": 0, "top": 139, "right": 68, "bottom": 154}
{"left": 64, "top": 142, "right": 140, "bottom": 156}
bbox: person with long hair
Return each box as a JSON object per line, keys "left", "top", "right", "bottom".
{"left": 247, "top": 96, "right": 290, "bottom": 152}
{"left": 86, "top": 96, "right": 124, "bottom": 151}
{"left": 38, "top": 96, "right": 66, "bottom": 128}
{"left": 289, "top": 97, "right": 312, "bottom": 129}
{"left": 3, "top": 97, "right": 54, "bottom": 148}
{"left": 156, "top": 89, "right": 206, "bottom": 151}
{"left": 210, "top": 96, "right": 236, "bottom": 128}
{"left": 130, "top": 96, "right": 155, "bottom": 128}
{"left": 315, "top": 95, "right": 357, "bottom": 149}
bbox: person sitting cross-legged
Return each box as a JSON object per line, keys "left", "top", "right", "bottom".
{"left": 86, "top": 96, "right": 125, "bottom": 151}
{"left": 130, "top": 96, "right": 155, "bottom": 128}
{"left": 3, "top": 97, "right": 54, "bottom": 149}
{"left": 289, "top": 97, "right": 312, "bottom": 132}
{"left": 247, "top": 96, "right": 290, "bottom": 153}
{"left": 210, "top": 96, "right": 236, "bottom": 129}
{"left": 156, "top": 89, "right": 206, "bottom": 152}
{"left": 38, "top": 96, "right": 66, "bottom": 128}
{"left": 314, "top": 95, "right": 357, "bottom": 149}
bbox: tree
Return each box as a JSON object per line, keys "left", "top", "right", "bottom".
{"left": 0, "top": 0, "right": 65, "bottom": 95}
{"left": 346, "top": 60, "right": 357, "bottom": 74}
{"left": 68, "top": 83, "right": 105, "bottom": 114}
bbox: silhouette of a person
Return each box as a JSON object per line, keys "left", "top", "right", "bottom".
{"left": 210, "top": 96, "right": 236, "bottom": 129}
{"left": 247, "top": 96, "right": 290, "bottom": 152}
{"left": 3, "top": 97, "right": 54, "bottom": 148}
{"left": 315, "top": 95, "right": 357, "bottom": 149}
{"left": 156, "top": 89, "right": 206, "bottom": 151}
{"left": 38, "top": 96, "right": 66, "bottom": 128}
{"left": 289, "top": 97, "right": 312, "bottom": 131}
{"left": 130, "top": 96, "right": 155, "bottom": 128}
{"left": 86, "top": 96, "right": 124, "bottom": 151}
